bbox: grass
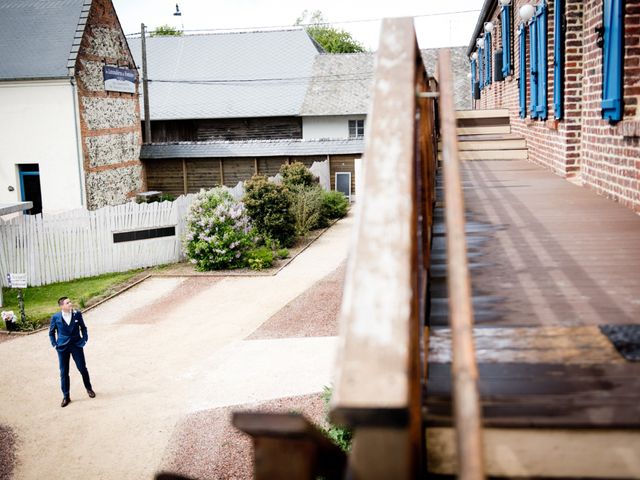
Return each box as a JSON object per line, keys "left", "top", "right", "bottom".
{"left": 1, "top": 269, "right": 146, "bottom": 330}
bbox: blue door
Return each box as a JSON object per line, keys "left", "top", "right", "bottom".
{"left": 18, "top": 164, "right": 42, "bottom": 215}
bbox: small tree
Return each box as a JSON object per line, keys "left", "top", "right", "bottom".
{"left": 243, "top": 176, "right": 296, "bottom": 248}
{"left": 295, "top": 10, "right": 366, "bottom": 53}
{"left": 151, "top": 24, "right": 183, "bottom": 37}
{"left": 280, "top": 161, "right": 317, "bottom": 188}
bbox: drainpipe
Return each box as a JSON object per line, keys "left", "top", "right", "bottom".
{"left": 70, "top": 77, "right": 86, "bottom": 207}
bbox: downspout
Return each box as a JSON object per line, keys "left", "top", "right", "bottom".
{"left": 70, "top": 77, "right": 86, "bottom": 207}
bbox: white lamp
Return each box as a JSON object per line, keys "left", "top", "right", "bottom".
{"left": 476, "top": 36, "right": 484, "bottom": 48}
{"left": 519, "top": 3, "right": 536, "bottom": 22}
{"left": 484, "top": 21, "right": 495, "bottom": 33}
{"left": 499, "top": 0, "right": 512, "bottom": 5}
{"left": 471, "top": 52, "right": 478, "bottom": 60}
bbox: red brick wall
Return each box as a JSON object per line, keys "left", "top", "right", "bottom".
{"left": 472, "top": 0, "right": 640, "bottom": 212}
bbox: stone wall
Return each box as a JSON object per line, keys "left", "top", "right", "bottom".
{"left": 75, "top": 0, "right": 143, "bottom": 210}
{"left": 471, "top": 0, "right": 640, "bottom": 212}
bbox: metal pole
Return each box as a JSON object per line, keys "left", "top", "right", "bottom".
{"left": 141, "top": 23, "right": 152, "bottom": 144}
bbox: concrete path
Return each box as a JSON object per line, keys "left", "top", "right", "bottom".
{"left": 0, "top": 214, "right": 352, "bottom": 479}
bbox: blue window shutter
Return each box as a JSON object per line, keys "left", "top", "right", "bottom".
{"left": 553, "top": 0, "right": 564, "bottom": 119}
{"left": 602, "top": 0, "right": 624, "bottom": 121}
{"left": 502, "top": 5, "right": 512, "bottom": 77}
{"left": 479, "top": 46, "right": 484, "bottom": 89}
{"left": 471, "top": 59, "right": 477, "bottom": 99}
{"left": 485, "top": 32, "right": 492, "bottom": 85}
{"left": 536, "top": 4, "right": 548, "bottom": 119}
{"left": 530, "top": 19, "right": 538, "bottom": 118}
{"left": 519, "top": 25, "right": 527, "bottom": 118}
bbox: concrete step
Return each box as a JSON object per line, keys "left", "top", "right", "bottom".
{"left": 455, "top": 109, "right": 510, "bottom": 120}
{"left": 456, "top": 125, "right": 511, "bottom": 135}
{"left": 437, "top": 149, "right": 528, "bottom": 160}
{"left": 439, "top": 138, "right": 527, "bottom": 151}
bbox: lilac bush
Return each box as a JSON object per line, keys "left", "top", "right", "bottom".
{"left": 184, "top": 188, "right": 255, "bottom": 270}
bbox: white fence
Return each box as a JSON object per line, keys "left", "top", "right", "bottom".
{"left": 0, "top": 194, "right": 195, "bottom": 287}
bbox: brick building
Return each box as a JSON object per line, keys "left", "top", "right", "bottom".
{"left": 0, "top": 0, "right": 142, "bottom": 213}
{"left": 468, "top": 0, "right": 639, "bottom": 212}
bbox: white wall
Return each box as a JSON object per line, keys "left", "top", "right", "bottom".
{"left": 0, "top": 80, "right": 84, "bottom": 213}
{"left": 302, "top": 115, "right": 366, "bottom": 140}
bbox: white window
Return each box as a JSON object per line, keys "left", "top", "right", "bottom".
{"left": 348, "top": 119, "right": 365, "bottom": 138}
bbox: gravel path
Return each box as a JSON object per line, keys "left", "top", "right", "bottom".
{"left": 0, "top": 213, "right": 352, "bottom": 479}
{"left": 0, "top": 425, "right": 16, "bottom": 480}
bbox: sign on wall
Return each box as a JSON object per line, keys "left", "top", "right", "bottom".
{"left": 103, "top": 66, "right": 136, "bottom": 94}
{"left": 7, "top": 273, "right": 27, "bottom": 289}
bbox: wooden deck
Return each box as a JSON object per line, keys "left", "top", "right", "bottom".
{"left": 427, "top": 159, "right": 640, "bottom": 429}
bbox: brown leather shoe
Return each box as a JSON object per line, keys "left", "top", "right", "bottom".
{"left": 61, "top": 397, "right": 71, "bottom": 408}
{"left": 87, "top": 389, "right": 96, "bottom": 398}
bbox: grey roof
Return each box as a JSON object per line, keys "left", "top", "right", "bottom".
{"left": 301, "top": 53, "right": 375, "bottom": 116}
{"left": 0, "top": 0, "right": 90, "bottom": 81}
{"left": 140, "top": 138, "right": 364, "bottom": 159}
{"left": 421, "top": 47, "right": 471, "bottom": 110}
{"left": 128, "top": 30, "right": 322, "bottom": 121}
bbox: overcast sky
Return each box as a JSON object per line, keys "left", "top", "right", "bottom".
{"left": 112, "top": 0, "right": 484, "bottom": 50}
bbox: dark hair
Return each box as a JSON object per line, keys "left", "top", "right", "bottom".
{"left": 58, "top": 296, "right": 69, "bottom": 306}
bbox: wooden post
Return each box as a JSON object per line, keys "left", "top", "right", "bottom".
{"left": 182, "top": 159, "right": 187, "bottom": 194}
{"left": 219, "top": 159, "right": 224, "bottom": 186}
{"left": 438, "top": 48, "right": 485, "bottom": 480}
{"left": 254, "top": 157, "right": 258, "bottom": 175}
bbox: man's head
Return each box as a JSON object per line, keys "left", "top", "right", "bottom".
{"left": 58, "top": 297, "right": 72, "bottom": 313}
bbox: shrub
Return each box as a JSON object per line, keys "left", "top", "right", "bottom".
{"left": 276, "top": 248, "right": 289, "bottom": 259}
{"left": 321, "top": 190, "right": 349, "bottom": 220}
{"left": 184, "top": 188, "right": 254, "bottom": 270}
{"left": 280, "top": 162, "right": 317, "bottom": 188}
{"left": 320, "top": 386, "right": 352, "bottom": 452}
{"left": 244, "top": 175, "right": 296, "bottom": 247}
{"left": 289, "top": 184, "right": 324, "bottom": 236}
{"left": 246, "top": 246, "right": 274, "bottom": 271}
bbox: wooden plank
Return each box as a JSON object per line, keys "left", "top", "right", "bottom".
{"left": 457, "top": 126, "right": 511, "bottom": 135}
{"left": 455, "top": 109, "right": 510, "bottom": 119}
{"left": 439, "top": 139, "right": 527, "bottom": 151}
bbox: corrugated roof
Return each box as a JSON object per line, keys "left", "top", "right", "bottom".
{"left": 140, "top": 138, "right": 364, "bottom": 159}
{"left": 301, "top": 53, "right": 375, "bottom": 116}
{"left": 128, "top": 29, "right": 322, "bottom": 121}
{"left": 0, "top": 0, "right": 89, "bottom": 80}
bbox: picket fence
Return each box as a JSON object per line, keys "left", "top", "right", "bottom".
{"left": 0, "top": 194, "right": 196, "bottom": 287}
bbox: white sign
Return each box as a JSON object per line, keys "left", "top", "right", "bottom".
{"left": 7, "top": 273, "right": 27, "bottom": 289}
{"left": 103, "top": 65, "right": 136, "bottom": 94}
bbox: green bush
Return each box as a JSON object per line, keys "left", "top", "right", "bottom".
{"left": 280, "top": 161, "right": 317, "bottom": 188}
{"left": 320, "top": 386, "right": 352, "bottom": 452}
{"left": 290, "top": 184, "right": 324, "bottom": 236}
{"left": 184, "top": 188, "right": 255, "bottom": 270}
{"left": 244, "top": 175, "right": 296, "bottom": 248}
{"left": 246, "top": 246, "right": 274, "bottom": 270}
{"left": 321, "top": 190, "right": 349, "bottom": 220}
{"left": 276, "top": 248, "right": 289, "bottom": 259}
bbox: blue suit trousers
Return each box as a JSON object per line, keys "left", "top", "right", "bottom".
{"left": 57, "top": 346, "right": 92, "bottom": 399}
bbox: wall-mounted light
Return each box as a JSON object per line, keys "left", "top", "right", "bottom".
{"left": 476, "top": 36, "right": 484, "bottom": 48}
{"left": 519, "top": 1, "right": 543, "bottom": 22}
{"left": 484, "top": 21, "right": 495, "bottom": 33}
{"left": 7, "top": 186, "right": 14, "bottom": 192}
{"left": 499, "top": 0, "right": 512, "bottom": 5}
{"left": 471, "top": 52, "right": 478, "bottom": 61}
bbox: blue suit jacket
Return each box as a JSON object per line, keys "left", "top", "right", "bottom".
{"left": 49, "top": 310, "right": 88, "bottom": 352}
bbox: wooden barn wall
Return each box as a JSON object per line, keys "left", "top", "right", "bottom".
{"left": 257, "top": 157, "right": 288, "bottom": 177}
{"left": 145, "top": 159, "right": 184, "bottom": 196}
{"left": 222, "top": 158, "right": 254, "bottom": 187}
{"left": 186, "top": 159, "right": 221, "bottom": 192}
{"left": 330, "top": 155, "right": 356, "bottom": 194}
{"left": 147, "top": 120, "right": 196, "bottom": 143}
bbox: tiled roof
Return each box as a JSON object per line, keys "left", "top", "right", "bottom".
{"left": 140, "top": 138, "right": 364, "bottom": 159}
{"left": 421, "top": 47, "right": 472, "bottom": 110}
{"left": 301, "top": 53, "right": 375, "bottom": 116}
{"left": 128, "top": 30, "right": 321, "bottom": 120}
{"left": 0, "top": 0, "right": 90, "bottom": 80}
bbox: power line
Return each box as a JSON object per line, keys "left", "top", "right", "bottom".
{"left": 125, "top": 9, "right": 480, "bottom": 37}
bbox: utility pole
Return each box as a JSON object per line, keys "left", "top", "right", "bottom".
{"left": 141, "top": 23, "right": 152, "bottom": 144}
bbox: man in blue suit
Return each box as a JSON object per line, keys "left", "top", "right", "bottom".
{"left": 49, "top": 297, "right": 95, "bottom": 407}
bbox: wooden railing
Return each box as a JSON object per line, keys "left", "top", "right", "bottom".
{"left": 233, "top": 19, "right": 484, "bottom": 480}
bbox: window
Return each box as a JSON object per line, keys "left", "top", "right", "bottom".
{"left": 471, "top": 58, "right": 477, "bottom": 100}
{"left": 519, "top": 24, "right": 527, "bottom": 118}
{"left": 529, "top": 3, "right": 548, "bottom": 120}
{"left": 484, "top": 32, "right": 492, "bottom": 86}
{"left": 602, "top": 0, "right": 624, "bottom": 122}
{"left": 553, "top": 0, "right": 564, "bottom": 119}
{"left": 479, "top": 45, "right": 485, "bottom": 90}
{"left": 501, "top": 4, "right": 512, "bottom": 77}
{"left": 18, "top": 164, "right": 43, "bottom": 215}
{"left": 348, "top": 119, "right": 365, "bottom": 138}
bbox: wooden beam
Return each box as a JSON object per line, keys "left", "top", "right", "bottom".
{"left": 219, "top": 158, "right": 224, "bottom": 186}
{"left": 182, "top": 159, "right": 188, "bottom": 194}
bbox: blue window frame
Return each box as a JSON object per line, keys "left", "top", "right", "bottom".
{"left": 519, "top": 24, "right": 527, "bottom": 118}
{"left": 529, "top": 4, "right": 548, "bottom": 120}
{"left": 484, "top": 32, "right": 492, "bottom": 85}
{"left": 602, "top": 0, "right": 624, "bottom": 122}
{"left": 553, "top": 0, "right": 564, "bottom": 119}
{"left": 501, "top": 5, "right": 512, "bottom": 77}
{"left": 479, "top": 46, "right": 484, "bottom": 89}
